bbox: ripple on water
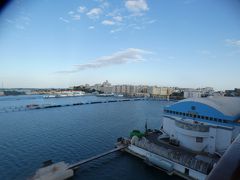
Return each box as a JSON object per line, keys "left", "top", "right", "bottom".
{"left": 0, "top": 96, "right": 179, "bottom": 180}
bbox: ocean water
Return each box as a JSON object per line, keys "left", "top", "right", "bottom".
{"left": 0, "top": 95, "right": 182, "bottom": 180}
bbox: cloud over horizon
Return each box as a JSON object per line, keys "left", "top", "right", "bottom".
{"left": 125, "top": 0, "right": 149, "bottom": 14}
{"left": 57, "top": 48, "right": 151, "bottom": 73}
{"left": 86, "top": 8, "right": 103, "bottom": 19}
{"left": 225, "top": 39, "right": 240, "bottom": 48}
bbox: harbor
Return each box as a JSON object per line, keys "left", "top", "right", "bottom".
{"left": 0, "top": 95, "right": 173, "bottom": 180}
{"left": 29, "top": 96, "right": 240, "bottom": 180}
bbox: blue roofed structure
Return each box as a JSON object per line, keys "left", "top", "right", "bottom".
{"left": 164, "top": 97, "right": 240, "bottom": 125}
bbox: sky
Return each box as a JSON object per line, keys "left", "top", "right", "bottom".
{"left": 0, "top": 0, "right": 240, "bottom": 90}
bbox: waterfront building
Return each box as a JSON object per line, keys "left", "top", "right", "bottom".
{"left": 183, "top": 88, "right": 202, "bottom": 98}
{"left": 148, "top": 86, "right": 172, "bottom": 98}
{"left": 163, "top": 96, "right": 240, "bottom": 154}
{"left": 197, "top": 87, "right": 214, "bottom": 97}
{"left": 125, "top": 96, "right": 240, "bottom": 180}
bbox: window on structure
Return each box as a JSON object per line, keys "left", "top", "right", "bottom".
{"left": 186, "top": 113, "right": 189, "bottom": 117}
{"left": 191, "top": 106, "right": 196, "bottom": 110}
{"left": 185, "top": 168, "right": 189, "bottom": 175}
{"left": 196, "top": 137, "right": 203, "bottom": 143}
{"left": 205, "top": 116, "right": 209, "bottom": 120}
{"left": 218, "top": 119, "right": 222, "bottom": 122}
{"left": 197, "top": 115, "right": 200, "bottom": 118}
{"left": 214, "top": 118, "right": 217, "bottom": 121}
{"left": 210, "top": 117, "right": 213, "bottom": 121}
{"left": 176, "top": 112, "right": 179, "bottom": 115}
{"left": 169, "top": 110, "right": 172, "bottom": 113}
{"left": 179, "top": 112, "right": 182, "bottom": 115}
{"left": 193, "top": 115, "right": 196, "bottom": 118}
{"left": 183, "top": 113, "right": 186, "bottom": 116}
{"left": 201, "top": 116, "right": 204, "bottom": 119}
{"left": 223, "top": 120, "right": 228, "bottom": 123}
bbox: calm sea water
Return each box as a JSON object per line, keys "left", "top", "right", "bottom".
{"left": 0, "top": 95, "right": 182, "bottom": 180}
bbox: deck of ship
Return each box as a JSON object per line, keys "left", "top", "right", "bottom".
{"left": 130, "top": 131, "right": 219, "bottom": 175}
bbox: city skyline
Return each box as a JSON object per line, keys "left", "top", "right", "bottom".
{"left": 0, "top": 0, "right": 240, "bottom": 90}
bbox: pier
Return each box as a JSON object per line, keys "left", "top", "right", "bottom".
{"left": 31, "top": 143, "right": 128, "bottom": 180}
{"left": 68, "top": 144, "right": 127, "bottom": 170}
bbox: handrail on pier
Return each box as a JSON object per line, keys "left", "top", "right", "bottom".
{"left": 68, "top": 145, "right": 127, "bottom": 170}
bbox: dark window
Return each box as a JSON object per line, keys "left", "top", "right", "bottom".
{"left": 223, "top": 120, "right": 228, "bottom": 123}
{"left": 179, "top": 112, "right": 182, "bottom": 115}
{"left": 191, "top": 106, "right": 196, "bottom": 110}
{"left": 197, "top": 115, "right": 200, "bottom": 118}
{"left": 183, "top": 113, "right": 186, "bottom": 116}
{"left": 186, "top": 113, "right": 189, "bottom": 117}
{"left": 193, "top": 115, "right": 197, "bottom": 118}
{"left": 201, "top": 116, "right": 204, "bottom": 119}
{"left": 176, "top": 112, "right": 179, "bottom": 115}
{"left": 218, "top": 119, "right": 222, "bottom": 122}
{"left": 169, "top": 110, "right": 172, "bottom": 113}
{"left": 214, "top": 118, "right": 217, "bottom": 121}
{"left": 185, "top": 168, "right": 189, "bottom": 175}
{"left": 205, "top": 116, "right": 209, "bottom": 120}
{"left": 196, "top": 137, "right": 203, "bottom": 143}
{"left": 210, "top": 117, "right": 213, "bottom": 120}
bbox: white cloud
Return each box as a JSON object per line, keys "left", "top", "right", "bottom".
{"left": 59, "top": 17, "right": 69, "bottom": 23}
{"left": 78, "top": 6, "right": 87, "bottom": 13}
{"left": 6, "top": 15, "right": 31, "bottom": 30}
{"left": 71, "top": 14, "right": 81, "bottom": 20}
{"left": 102, "top": 20, "right": 115, "bottom": 25}
{"left": 110, "top": 28, "right": 122, "bottom": 33}
{"left": 57, "top": 48, "right": 151, "bottom": 73}
{"left": 88, "top": 26, "right": 95, "bottom": 29}
{"left": 68, "top": 11, "right": 74, "bottom": 15}
{"left": 100, "top": 2, "right": 109, "bottom": 9}
{"left": 86, "top": 8, "right": 102, "bottom": 19}
{"left": 113, "top": 16, "right": 123, "bottom": 22}
{"left": 146, "top": 19, "right": 156, "bottom": 24}
{"left": 125, "top": 0, "right": 149, "bottom": 13}
{"left": 226, "top": 39, "right": 240, "bottom": 48}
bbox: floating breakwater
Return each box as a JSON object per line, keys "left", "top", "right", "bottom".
{"left": 0, "top": 98, "right": 146, "bottom": 113}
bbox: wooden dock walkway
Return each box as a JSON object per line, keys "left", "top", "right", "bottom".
{"left": 68, "top": 145, "right": 127, "bottom": 170}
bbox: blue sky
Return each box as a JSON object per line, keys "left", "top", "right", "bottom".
{"left": 0, "top": 0, "right": 240, "bottom": 90}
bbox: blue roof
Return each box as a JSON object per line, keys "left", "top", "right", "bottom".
{"left": 164, "top": 97, "right": 240, "bottom": 121}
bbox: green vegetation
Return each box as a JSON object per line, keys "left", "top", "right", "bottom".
{"left": 73, "top": 86, "right": 103, "bottom": 94}
{"left": 130, "top": 130, "right": 145, "bottom": 138}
